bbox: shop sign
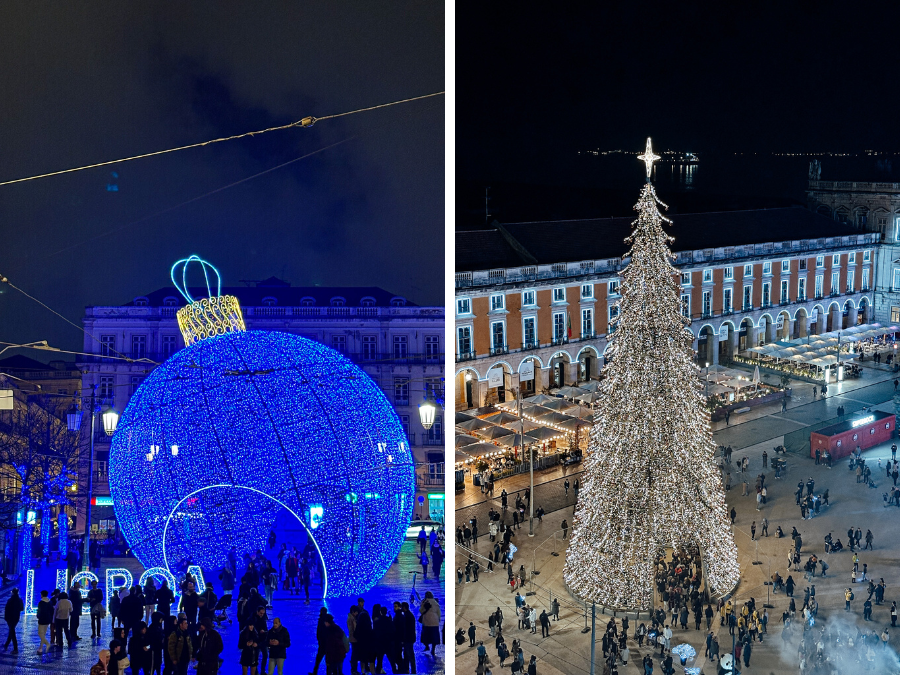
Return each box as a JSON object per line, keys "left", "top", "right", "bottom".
{"left": 719, "top": 325, "right": 729, "bottom": 341}
{"left": 519, "top": 360, "right": 535, "bottom": 382}
{"left": 776, "top": 315, "right": 785, "bottom": 328}
{"left": 488, "top": 367, "right": 504, "bottom": 388}
{"left": 852, "top": 415, "right": 875, "bottom": 428}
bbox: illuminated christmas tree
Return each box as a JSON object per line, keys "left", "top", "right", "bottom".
{"left": 563, "top": 139, "right": 740, "bottom": 610}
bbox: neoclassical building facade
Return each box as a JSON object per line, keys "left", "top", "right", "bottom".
{"left": 455, "top": 208, "right": 878, "bottom": 410}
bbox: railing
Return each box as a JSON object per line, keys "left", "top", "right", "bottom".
{"left": 551, "top": 336, "right": 568, "bottom": 346}
{"left": 489, "top": 345, "right": 509, "bottom": 356}
{"left": 522, "top": 341, "right": 540, "bottom": 351}
{"left": 418, "top": 474, "right": 445, "bottom": 487}
{"left": 457, "top": 350, "right": 477, "bottom": 362}
{"left": 87, "top": 305, "right": 443, "bottom": 319}
{"left": 421, "top": 437, "right": 444, "bottom": 447}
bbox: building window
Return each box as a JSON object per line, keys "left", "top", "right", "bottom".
{"left": 893, "top": 269, "right": 900, "bottom": 292}
{"left": 131, "top": 335, "right": 147, "bottom": 359}
{"left": 399, "top": 415, "right": 411, "bottom": 443}
{"left": 703, "top": 269, "right": 713, "bottom": 283}
{"left": 100, "top": 335, "right": 115, "bottom": 357}
{"left": 831, "top": 272, "right": 839, "bottom": 294}
{"left": 762, "top": 282, "right": 771, "bottom": 307}
{"left": 394, "top": 378, "right": 410, "bottom": 406}
{"left": 360, "top": 297, "right": 375, "bottom": 307}
{"left": 553, "top": 313, "right": 565, "bottom": 341}
{"left": 390, "top": 298, "right": 406, "bottom": 307}
{"left": 99, "top": 376, "right": 114, "bottom": 401}
{"left": 762, "top": 262, "right": 772, "bottom": 275}
{"left": 723, "top": 267, "right": 734, "bottom": 281}
{"left": 552, "top": 287, "right": 566, "bottom": 302}
{"left": 457, "top": 327, "right": 472, "bottom": 357}
{"left": 130, "top": 376, "right": 143, "bottom": 396}
{"left": 425, "top": 335, "right": 440, "bottom": 359}
{"left": 681, "top": 294, "right": 691, "bottom": 318}
{"left": 457, "top": 298, "right": 471, "bottom": 315}
{"left": 581, "top": 284, "right": 593, "bottom": 299}
{"left": 330, "top": 297, "right": 345, "bottom": 307}
{"left": 744, "top": 264, "right": 753, "bottom": 276}
{"left": 864, "top": 250, "right": 871, "bottom": 263}
{"left": 393, "top": 335, "right": 408, "bottom": 359}
{"left": 798, "top": 277, "right": 806, "bottom": 301}
{"left": 332, "top": 335, "right": 347, "bottom": 353}
{"left": 581, "top": 309, "right": 593, "bottom": 337}
{"left": 608, "top": 305, "right": 620, "bottom": 325}
{"left": 362, "top": 335, "right": 377, "bottom": 360}
{"left": 846, "top": 275, "right": 855, "bottom": 293}
{"left": 781, "top": 260, "right": 790, "bottom": 273}
{"left": 162, "top": 335, "right": 178, "bottom": 357}
{"left": 816, "top": 256, "right": 824, "bottom": 268}
{"left": 862, "top": 269, "right": 870, "bottom": 291}
{"left": 491, "top": 322, "right": 506, "bottom": 351}
{"left": 523, "top": 317, "right": 536, "bottom": 348}
{"left": 680, "top": 273, "right": 691, "bottom": 286}
{"left": 743, "top": 285, "right": 752, "bottom": 311}
{"left": 426, "top": 415, "right": 443, "bottom": 443}
{"left": 893, "top": 307, "right": 900, "bottom": 323}
{"left": 815, "top": 275, "right": 823, "bottom": 298}
{"left": 780, "top": 280, "right": 789, "bottom": 304}
{"left": 799, "top": 259, "right": 807, "bottom": 271}
{"left": 425, "top": 377, "right": 444, "bottom": 401}
{"left": 490, "top": 294, "right": 505, "bottom": 311}
{"left": 262, "top": 297, "right": 277, "bottom": 307}
{"left": 848, "top": 252, "right": 856, "bottom": 264}
{"left": 702, "top": 290, "right": 712, "bottom": 317}
{"left": 832, "top": 254, "right": 841, "bottom": 267}
{"left": 301, "top": 297, "right": 315, "bottom": 307}
{"left": 134, "top": 297, "right": 149, "bottom": 307}
{"left": 723, "top": 288, "right": 732, "bottom": 314}
{"left": 522, "top": 290, "right": 535, "bottom": 306}
{"left": 608, "top": 280, "right": 620, "bottom": 295}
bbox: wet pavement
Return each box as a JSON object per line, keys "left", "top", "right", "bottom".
{"left": 0, "top": 539, "right": 445, "bottom": 674}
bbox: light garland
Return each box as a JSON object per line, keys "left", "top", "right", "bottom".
{"left": 563, "top": 147, "right": 740, "bottom": 610}
{"left": 58, "top": 512, "right": 68, "bottom": 558}
{"left": 71, "top": 571, "right": 99, "bottom": 614}
{"left": 19, "top": 524, "right": 31, "bottom": 576}
{"left": 40, "top": 511, "right": 51, "bottom": 557}
{"left": 108, "top": 257, "right": 415, "bottom": 597}
{"left": 139, "top": 567, "right": 177, "bottom": 593}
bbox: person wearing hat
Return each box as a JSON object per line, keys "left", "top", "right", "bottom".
{"left": 195, "top": 617, "right": 224, "bottom": 674}
{"left": 90, "top": 648, "right": 111, "bottom": 675}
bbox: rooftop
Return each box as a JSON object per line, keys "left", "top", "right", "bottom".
{"left": 456, "top": 207, "right": 862, "bottom": 272}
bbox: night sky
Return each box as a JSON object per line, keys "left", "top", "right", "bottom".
{"left": 0, "top": 3, "right": 443, "bottom": 354}
{"left": 459, "top": 4, "right": 900, "bottom": 195}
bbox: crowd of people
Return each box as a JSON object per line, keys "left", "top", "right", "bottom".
{"left": 0, "top": 526, "right": 444, "bottom": 675}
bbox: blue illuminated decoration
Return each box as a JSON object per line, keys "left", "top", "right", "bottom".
{"left": 24, "top": 568, "right": 68, "bottom": 616}
{"left": 139, "top": 567, "right": 177, "bottom": 593}
{"left": 71, "top": 571, "right": 99, "bottom": 614}
{"left": 106, "top": 568, "right": 133, "bottom": 615}
{"left": 40, "top": 512, "right": 50, "bottom": 557}
{"left": 108, "top": 259, "right": 414, "bottom": 597}
{"left": 19, "top": 524, "right": 31, "bottom": 574}
{"left": 58, "top": 513, "right": 68, "bottom": 558}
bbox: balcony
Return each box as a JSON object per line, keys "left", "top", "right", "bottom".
{"left": 551, "top": 336, "right": 569, "bottom": 346}
{"left": 457, "top": 350, "right": 477, "bottom": 362}
{"left": 521, "top": 341, "right": 540, "bottom": 351}
{"left": 489, "top": 345, "right": 509, "bottom": 357}
{"left": 418, "top": 474, "right": 445, "bottom": 487}
{"left": 421, "top": 437, "right": 444, "bottom": 447}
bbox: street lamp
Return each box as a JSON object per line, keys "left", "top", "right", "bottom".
{"left": 418, "top": 393, "right": 438, "bottom": 430}
{"left": 68, "top": 391, "right": 119, "bottom": 571}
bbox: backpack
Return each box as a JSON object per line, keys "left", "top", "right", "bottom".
{"left": 849, "top": 592, "right": 855, "bottom": 601}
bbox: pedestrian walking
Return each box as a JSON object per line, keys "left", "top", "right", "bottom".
{"left": 2, "top": 589, "right": 23, "bottom": 653}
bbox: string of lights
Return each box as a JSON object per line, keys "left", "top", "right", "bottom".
{"left": 563, "top": 140, "right": 740, "bottom": 610}
{"left": 0, "top": 92, "right": 444, "bottom": 189}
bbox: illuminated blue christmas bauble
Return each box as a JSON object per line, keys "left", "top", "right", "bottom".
{"left": 109, "top": 327, "right": 416, "bottom": 597}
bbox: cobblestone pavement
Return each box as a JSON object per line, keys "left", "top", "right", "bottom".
{"left": 454, "top": 362, "right": 900, "bottom": 674}
{"left": 0, "top": 539, "right": 444, "bottom": 675}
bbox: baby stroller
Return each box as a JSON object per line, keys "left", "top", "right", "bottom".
{"left": 214, "top": 593, "right": 233, "bottom": 626}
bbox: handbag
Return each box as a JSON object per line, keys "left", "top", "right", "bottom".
{"left": 119, "top": 656, "right": 131, "bottom": 670}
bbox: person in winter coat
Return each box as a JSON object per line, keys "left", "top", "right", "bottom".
{"left": 253, "top": 604, "right": 270, "bottom": 674}
{"left": 147, "top": 611, "right": 166, "bottom": 675}
{"left": 167, "top": 616, "right": 193, "bottom": 675}
{"left": 372, "top": 605, "right": 392, "bottom": 673}
{"left": 143, "top": 578, "right": 158, "bottom": 624}
{"left": 323, "top": 614, "right": 349, "bottom": 675}
{"left": 419, "top": 591, "right": 441, "bottom": 657}
{"left": 90, "top": 649, "right": 111, "bottom": 675}
{"left": 266, "top": 616, "right": 290, "bottom": 675}
{"left": 310, "top": 607, "right": 328, "bottom": 675}
{"left": 285, "top": 553, "right": 299, "bottom": 595}
{"left": 68, "top": 582, "right": 84, "bottom": 641}
{"left": 88, "top": 581, "right": 105, "bottom": 639}
{"left": 36, "top": 590, "right": 54, "bottom": 653}
{"left": 109, "top": 589, "right": 122, "bottom": 628}
{"left": 401, "top": 601, "right": 418, "bottom": 674}
{"left": 109, "top": 638, "right": 128, "bottom": 675}
{"left": 355, "top": 606, "right": 377, "bottom": 674}
{"left": 239, "top": 622, "right": 260, "bottom": 675}
{"left": 120, "top": 587, "right": 143, "bottom": 639}
{"left": 2, "top": 588, "right": 23, "bottom": 652}
{"left": 156, "top": 581, "right": 175, "bottom": 617}
{"left": 128, "top": 621, "right": 152, "bottom": 674}
{"left": 180, "top": 584, "right": 199, "bottom": 628}
{"left": 54, "top": 591, "right": 74, "bottom": 648}
{"left": 195, "top": 617, "right": 224, "bottom": 675}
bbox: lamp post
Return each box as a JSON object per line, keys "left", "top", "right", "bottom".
{"left": 69, "top": 387, "right": 118, "bottom": 571}
{"left": 418, "top": 392, "right": 438, "bottom": 431}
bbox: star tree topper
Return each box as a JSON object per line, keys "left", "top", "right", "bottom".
{"left": 637, "top": 137, "right": 660, "bottom": 180}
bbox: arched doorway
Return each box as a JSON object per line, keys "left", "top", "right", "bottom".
{"left": 718, "top": 322, "right": 736, "bottom": 361}
{"left": 827, "top": 303, "right": 840, "bottom": 332}
{"left": 776, "top": 311, "right": 791, "bottom": 341}
{"left": 758, "top": 315, "right": 773, "bottom": 345}
{"left": 577, "top": 347, "right": 600, "bottom": 382}
{"left": 454, "top": 368, "right": 480, "bottom": 410}
{"left": 549, "top": 351, "right": 572, "bottom": 388}
{"left": 738, "top": 318, "right": 754, "bottom": 351}
{"left": 842, "top": 300, "right": 855, "bottom": 329}
{"left": 485, "top": 362, "right": 514, "bottom": 405}
{"left": 858, "top": 297, "right": 870, "bottom": 324}
{"left": 698, "top": 325, "right": 715, "bottom": 365}
{"left": 794, "top": 308, "right": 809, "bottom": 339}
{"left": 811, "top": 305, "right": 825, "bottom": 336}
{"left": 518, "top": 357, "right": 542, "bottom": 397}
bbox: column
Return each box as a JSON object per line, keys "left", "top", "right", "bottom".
{"left": 783, "top": 318, "right": 795, "bottom": 341}
{"left": 539, "top": 367, "right": 551, "bottom": 393}
{"left": 831, "top": 307, "right": 842, "bottom": 333}
{"left": 709, "top": 334, "right": 720, "bottom": 365}
{"left": 848, "top": 307, "right": 859, "bottom": 326}
{"left": 567, "top": 362, "right": 580, "bottom": 384}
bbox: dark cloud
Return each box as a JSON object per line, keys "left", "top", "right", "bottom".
{"left": 0, "top": 2, "right": 444, "bottom": 352}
